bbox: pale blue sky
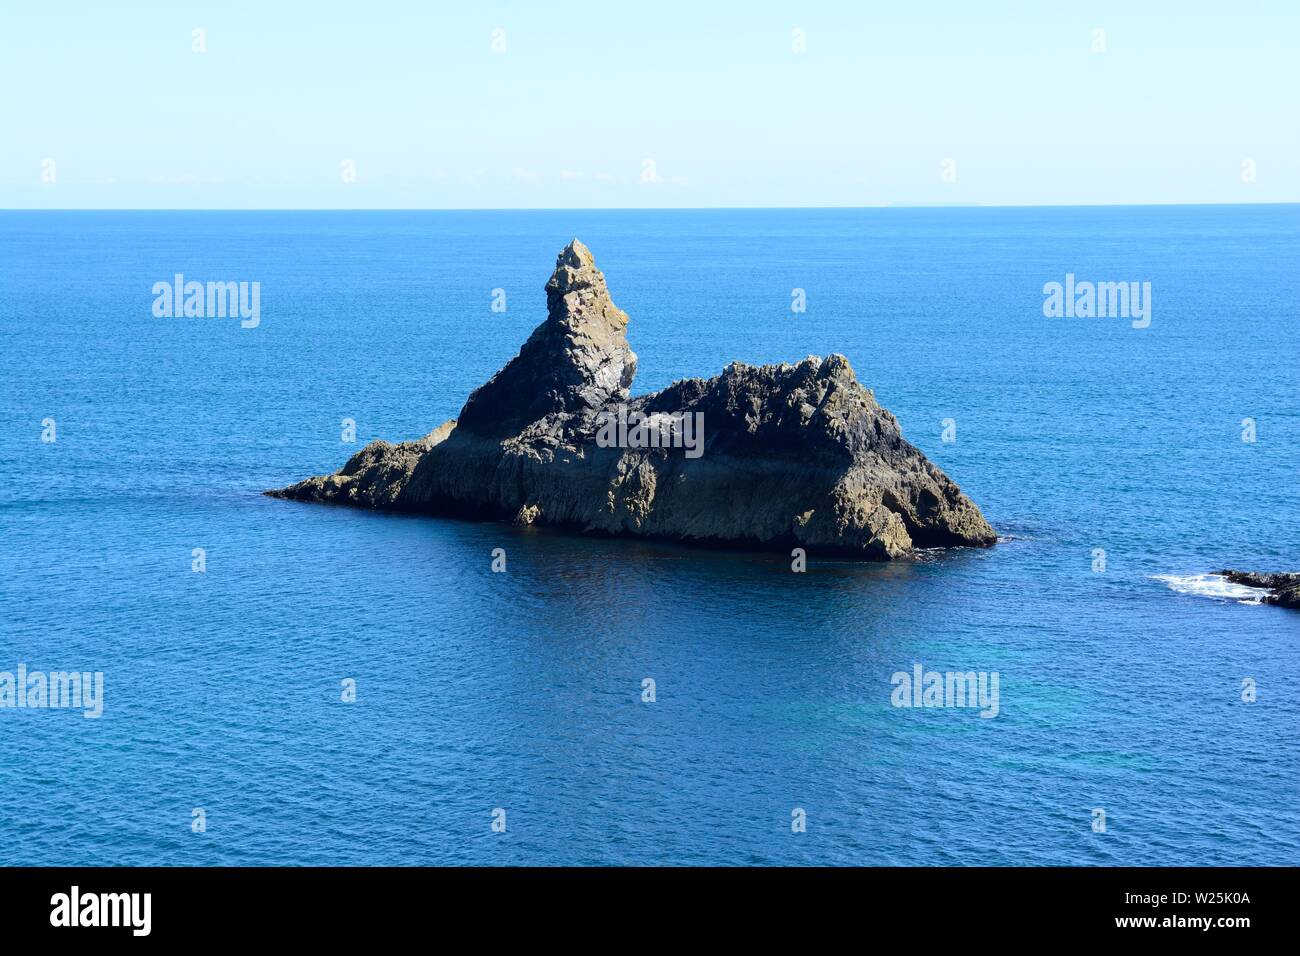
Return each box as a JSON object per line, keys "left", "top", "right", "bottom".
{"left": 2, "top": 1, "right": 1297, "bottom": 208}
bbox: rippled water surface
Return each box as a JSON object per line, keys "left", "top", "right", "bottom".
{"left": 1, "top": 207, "right": 1297, "bottom": 865}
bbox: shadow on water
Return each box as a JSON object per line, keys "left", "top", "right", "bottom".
{"left": 260, "top": 492, "right": 1004, "bottom": 653}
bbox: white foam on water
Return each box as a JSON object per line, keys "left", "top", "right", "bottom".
{"left": 1153, "top": 573, "right": 1268, "bottom": 605}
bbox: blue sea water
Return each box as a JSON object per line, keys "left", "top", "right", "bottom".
{"left": 0, "top": 206, "right": 1297, "bottom": 866}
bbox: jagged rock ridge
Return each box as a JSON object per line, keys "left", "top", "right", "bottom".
{"left": 268, "top": 239, "right": 997, "bottom": 559}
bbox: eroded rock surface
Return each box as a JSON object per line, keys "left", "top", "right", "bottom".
{"left": 1221, "top": 570, "right": 1300, "bottom": 609}
{"left": 268, "top": 239, "right": 997, "bottom": 559}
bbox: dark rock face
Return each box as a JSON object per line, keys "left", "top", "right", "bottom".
{"left": 457, "top": 240, "right": 637, "bottom": 437}
{"left": 1221, "top": 570, "right": 1300, "bottom": 609}
{"left": 268, "top": 239, "right": 997, "bottom": 560}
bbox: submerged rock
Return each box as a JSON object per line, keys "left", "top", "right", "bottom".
{"left": 1220, "top": 570, "right": 1300, "bottom": 609}
{"left": 268, "top": 239, "right": 997, "bottom": 559}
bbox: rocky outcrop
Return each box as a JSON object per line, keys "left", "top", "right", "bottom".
{"left": 1221, "top": 571, "right": 1300, "bottom": 609}
{"left": 268, "top": 239, "right": 997, "bottom": 559}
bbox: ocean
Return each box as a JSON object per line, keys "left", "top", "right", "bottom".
{"left": 1, "top": 206, "right": 1296, "bottom": 865}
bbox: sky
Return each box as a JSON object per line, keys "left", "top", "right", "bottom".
{"left": 2, "top": 1, "right": 1297, "bottom": 208}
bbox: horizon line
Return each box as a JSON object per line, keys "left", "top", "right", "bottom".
{"left": 3, "top": 200, "right": 1299, "bottom": 213}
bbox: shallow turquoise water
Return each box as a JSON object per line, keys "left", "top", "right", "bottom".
{"left": 1, "top": 207, "right": 1297, "bottom": 865}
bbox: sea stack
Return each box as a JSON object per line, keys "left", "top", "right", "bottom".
{"left": 268, "top": 239, "right": 997, "bottom": 559}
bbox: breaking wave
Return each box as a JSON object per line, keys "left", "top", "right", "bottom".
{"left": 1153, "top": 573, "right": 1268, "bottom": 605}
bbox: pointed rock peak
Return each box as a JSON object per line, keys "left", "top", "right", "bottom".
{"left": 455, "top": 239, "right": 638, "bottom": 437}
{"left": 820, "top": 353, "right": 854, "bottom": 377}
{"left": 560, "top": 237, "right": 593, "bottom": 265}
{"left": 546, "top": 236, "right": 606, "bottom": 299}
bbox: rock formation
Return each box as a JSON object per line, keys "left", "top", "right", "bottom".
{"left": 268, "top": 239, "right": 997, "bottom": 559}
{"left": 1220, "top": 570, "right": 1300, "bottom": 609}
